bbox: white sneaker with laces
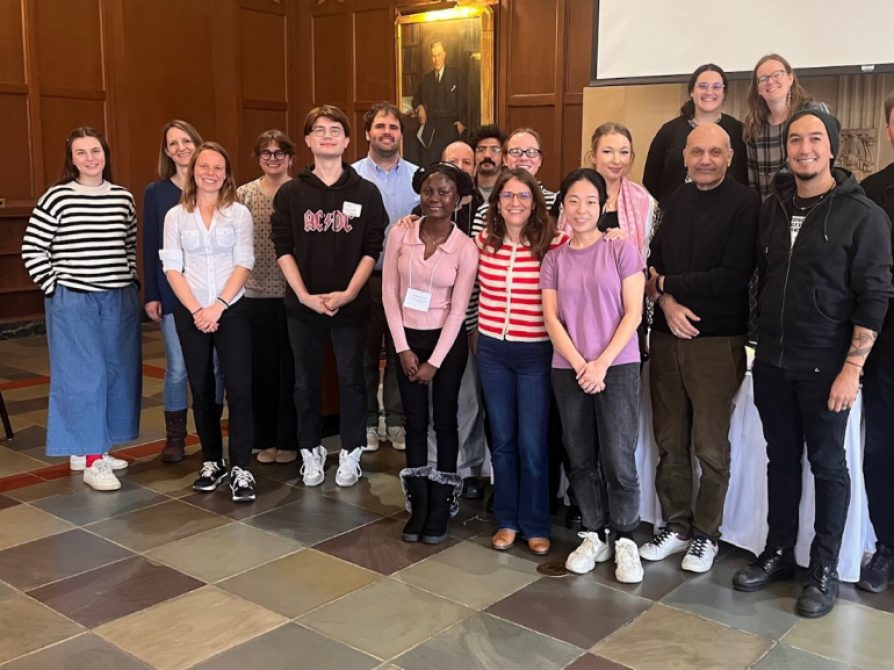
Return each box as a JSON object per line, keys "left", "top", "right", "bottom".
{"left": 565, "top": 531, "right": 613, "bottom": 574}
{"left": 681, "top": 536, "right": 718, "bottom": 573}
{"left": 615, "top": 538, "right": 644, "bottom": 583}
{"left": 83, "top": 459, "right": 122, "bottom": 491}
{"left": 387, "top": 425, "right": 406, "bottom": 451}
{"left": 70, "top": 453, "right": 128, "bottom": 471}
{"left": 335, "top": 447, "right": 363, "bottom": 487}
{"left": 300, "top": 446, "right": 327, "bottom": 487}
{"left": 363, "top": 426, "right": 380, "bottom": 453}
{"left": 639, "top": 528, "right": 691, "bottom": 561}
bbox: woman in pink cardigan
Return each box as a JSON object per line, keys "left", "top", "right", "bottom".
{"left": 383, "top": 162, "right": 479, "bottom": 544}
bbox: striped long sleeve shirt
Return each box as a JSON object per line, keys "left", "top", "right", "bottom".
{"left": 475, "top": 227, "right": 569, "bottom": 342}
{"left": 22, "top": 181, "right": 138, "bottom": 295}
{"left": 465, "top": 183, "right": 556, "bottom": 331}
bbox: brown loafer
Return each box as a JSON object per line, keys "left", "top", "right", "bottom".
{"left": 527, "top": 537, "right": 551, "bottom": 555}
{"left": 491, "top": 529, "right": 517, "bottom": 551}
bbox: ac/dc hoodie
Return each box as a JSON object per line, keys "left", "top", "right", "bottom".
{"left": 271, "top": 164, "right": 386, "bottom": 324}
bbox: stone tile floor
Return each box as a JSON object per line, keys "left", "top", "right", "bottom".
{"left": 0, "top": 328, "right": 890, "bottom": 668}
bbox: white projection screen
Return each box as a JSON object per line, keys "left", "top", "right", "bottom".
{"left": 594, "top": 0, "right": 894, "bottom": 83}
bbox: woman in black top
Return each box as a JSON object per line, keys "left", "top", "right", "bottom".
{"left": 643, "top": 64, "right": 747, "bottom": 210}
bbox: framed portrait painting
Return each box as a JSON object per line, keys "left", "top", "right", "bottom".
{"left": 396, "top": 4, "right": 495, "bottom": 167}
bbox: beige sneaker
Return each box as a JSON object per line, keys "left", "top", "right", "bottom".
{"left": 83, "top": 460, "right": 122, "bottom": 491}
{"left": 387, "top": 425, "right": 406, "bottom": 451}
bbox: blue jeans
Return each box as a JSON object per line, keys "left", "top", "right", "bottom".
{"left": 477, "top": 335, "right": 552, "bottom": 538}
{"left": 552, "top": 364, "right": 642, "bottom": 534}
{"left": 45, "top": 285, "right": 142, "bottom": 455}
{"left": 160, "top": 313, "right": 223, "bottom": 411}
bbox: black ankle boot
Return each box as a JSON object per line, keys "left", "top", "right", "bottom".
{"left": 797, "top": 562, "right": 839, "bottom": 618}
{"left": 421, "top": 470, "right": 463, "bottom": 544}
{"left": 399, "top": 467, "right": 431, "bottom": 542}
{"left": 732, "top": 545, "right": 796, "bottom": 592}
{"left": 162, "top": 410, "right": 188, "bottom": 463}
{"left": 857, "top": 543, "right": 894, "bottom": 593}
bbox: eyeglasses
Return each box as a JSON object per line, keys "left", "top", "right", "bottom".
{"left": 756, "top": 69, "right": 787, "bottom": 86}
{"left": 310, "top": 126, "right": 344, "bottom": 137}
{"left": 260, "top": 150, "right": 287, "bottom": 160}
{"left": 498, "top": 191, "right": 533, "bottom": 202}
{"left": 475, "top": 145, "right": 502, "bottom": 154}
{"left": 506, "top": 148, "right": 542, "bottom": 158}
{"left": 695, "top": 82, "right": 725, "bottom": 92}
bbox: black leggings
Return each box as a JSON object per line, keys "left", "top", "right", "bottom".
{"left": 395, "top": 328, "right": 468, "bottom": 471}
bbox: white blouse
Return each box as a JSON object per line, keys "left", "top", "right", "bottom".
{"left": 160, "top": 202, "right": 254, "bottom": 307}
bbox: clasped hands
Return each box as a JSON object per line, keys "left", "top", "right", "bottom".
{"left": 575, "top": 359, "right": 607, "bottom": 394}
{"left": 193, "top": 302, "right": 225, "bottom": 333}
{"left": 301, "top": 290, "right": 354, "bottom": 317}
{"left": 399, "top": 350, "right": 437, "bottom": 384}
{"left": 646, "top": 267, "right": 701, "bottom": 340}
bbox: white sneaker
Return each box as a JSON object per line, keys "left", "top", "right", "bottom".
{"left": 83, "top": 459, "right": 122, "bottom": 491}
{"left": 335, "top": 447, "right": 363, "bottom": 487}
{"left": 565, "top": 531, "right": 613, "bottom": 574}
{"left": 639, "top": 528, "right": 691, "bottom": 561}
{"left": 363, "top": 426, "right": 380, "bottom": 453}
{"left": 387, "top": 425, "right": 406, "bottom": 451}
{"left": 300, "top": 446, "right": 327, "bottom": 487}
{"left": 681, "top": 536, "right": 718, "bottom": 573}
{"left": 70, "top": 453, "right": 128, "bottom": 472}
{"left": 615, "top": 538, "right": 644, "bottom": 583}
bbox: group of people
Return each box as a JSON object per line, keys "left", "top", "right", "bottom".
{"left": 21, "top": 52, "right": 894, "bottom": 620}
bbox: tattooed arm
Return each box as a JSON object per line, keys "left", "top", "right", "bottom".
{"left": 827, "top": 325, "right": 878, "bottom": 412}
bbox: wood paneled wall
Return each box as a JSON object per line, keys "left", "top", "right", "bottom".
{"left": 0, "top": 0, "right": 592, "bottom": 323}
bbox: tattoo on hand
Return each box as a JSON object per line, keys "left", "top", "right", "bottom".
{"left": 847, "top": 330, "right": 878, "bottom": 359}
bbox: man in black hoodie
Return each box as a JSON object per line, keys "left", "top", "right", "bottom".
{"left": 857, "top": 89, "right": 894, "bottom": 594}
{"left": 272, "top": 105, "right": 387, "bottom": 490}
{"left": 733, "top": 109, "right": 893, "bottom": 618}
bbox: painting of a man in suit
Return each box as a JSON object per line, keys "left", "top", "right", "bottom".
{"left": 412, "top": 41, "right": 466, "bottom": 166}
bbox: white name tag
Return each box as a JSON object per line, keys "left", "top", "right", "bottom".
{"left": 343, "top": 201, "right": 362, "bottom": 218}
{"left": 403, "top": 287, "right": 432, "bottom": 312}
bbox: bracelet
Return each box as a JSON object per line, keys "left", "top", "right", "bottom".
{"left": 844, "top": 360, "right": 863, "bottom": 370}
{"left": 191, "top": 308, "right": 201, "bottom": 316}
{"left": 216, "top": 296, "right": 230, "bottom": 309}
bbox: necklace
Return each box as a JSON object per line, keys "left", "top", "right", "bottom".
{"left": 420, "top": 224, "right": 450, "bottom": 249}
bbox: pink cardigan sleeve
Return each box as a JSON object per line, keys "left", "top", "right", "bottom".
{"left": 428, "top": 236, "right": 479, "bottom": 367}
{"left": 382, "top": 225, "right": 410, "bottom": 354}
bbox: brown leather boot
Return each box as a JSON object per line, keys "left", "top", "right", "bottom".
{"left": 161, "top": 410, "right": 188, "bottom": 463}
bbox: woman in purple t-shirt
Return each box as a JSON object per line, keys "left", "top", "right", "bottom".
{"left": 541, "top": 168, "right": 646, "bottom": 584}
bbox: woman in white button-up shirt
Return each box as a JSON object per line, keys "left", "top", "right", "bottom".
{"left": 161, "top": 141, "right": 257, "bottom": 503}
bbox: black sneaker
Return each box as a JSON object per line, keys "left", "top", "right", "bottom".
{"left": 193, "top": 460, "right": 228, "bottom": 492}
{"left": 229, "top": 466, "right": 256, "bottom": 503}
{"left": 857, "top": 543, "right": 894, "bottom": 593}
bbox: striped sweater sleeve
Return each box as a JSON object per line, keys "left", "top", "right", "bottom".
{"left": 465, "top": 201, "right": 490, "bottom": 331}
{"left": 22, "top": 191, "right": 61, "bottom": 295}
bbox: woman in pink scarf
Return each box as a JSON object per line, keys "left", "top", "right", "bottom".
{"left": 587, "top": 122, "right": 655, "bottom": 261}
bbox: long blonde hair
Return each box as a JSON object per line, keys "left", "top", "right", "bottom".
{"left": 180, "top": 142, "right": 238, "bottom": 212}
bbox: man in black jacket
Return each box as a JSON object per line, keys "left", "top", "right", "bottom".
{"left": 641, "top": 123, "right": 760, "bottom": 574}
{"left": 272, "top": 105, "right": 387, "bottom": 491}
{"left": 733, "top": 109, "right": 893, "bottom": 618}
{"left": 857, "top": 90, "right": 894, "bottom": 593}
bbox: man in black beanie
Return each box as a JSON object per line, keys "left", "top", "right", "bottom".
{"left": 732, "top": 108, "right": 894, "bottom": 617}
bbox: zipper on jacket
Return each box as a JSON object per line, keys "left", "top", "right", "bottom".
{"left": 773, "top": 194, "right": 829, "bottom": 367}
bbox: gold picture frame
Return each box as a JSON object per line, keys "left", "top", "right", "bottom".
{"left": 396, "top": 4, "right": 495, "bottom": 167}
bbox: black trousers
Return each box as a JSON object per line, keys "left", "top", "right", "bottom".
{"left": 753, "top": 361, "right": 851, "bottom": 565}
{"left": 287, "top": 316, "right": 366, "bottom": 451}
{"left": 174, "top": 299, "right": 252, "bottom": 468}
{"left": 863, "top": 340, "right": 894, "bottom": 547}
{"left": 395, "top": 328, "right": 468, "bottom": 471}
{"left": 247, "top": 297, "right": 297, "bottom": 452}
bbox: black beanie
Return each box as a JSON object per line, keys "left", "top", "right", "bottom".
{"left": 785, "top": 107, "right": 841, "bottom": 164}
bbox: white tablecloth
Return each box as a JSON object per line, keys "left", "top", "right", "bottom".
{"left": 635, "top": 363, "right": 876, "bottom": 583}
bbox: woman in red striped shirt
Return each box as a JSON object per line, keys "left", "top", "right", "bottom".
{"left": 477, "top": 168, "right": 570, "bottom": 555}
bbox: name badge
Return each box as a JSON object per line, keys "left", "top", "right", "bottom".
{"left": 343, "top": 201, "right": 362, "bottom": 218}
{"left": 403, "top": 287, "right": 432, "bottom": 312}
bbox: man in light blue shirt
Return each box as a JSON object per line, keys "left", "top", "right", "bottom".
{"left": 352, "top": 101, "right": 419, "bottom": 453}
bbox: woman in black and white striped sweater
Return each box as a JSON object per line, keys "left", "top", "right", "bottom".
{"left": 22, "top": 126, "right": 142, "bottom": 492}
